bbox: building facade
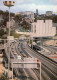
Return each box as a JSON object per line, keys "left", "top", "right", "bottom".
{"left": 31, "top": 20, "right": 56, "bottom": 37}
{"left": 7, "top": 18, "right": 15, "bottom": 29}
{"left": 36, "top": 9, "right": 38, "bottom": 15}
{"left": 15, "top": 11, "right": 34, "bottom": 22}
{"left": 24, "top": 11, "right": 34, "bottom": 15}
{"left": 15, "top": 12, "right": 24, "bottom": 15}
{"left": 46, "top": 11, "right": 53, "bottom": 16}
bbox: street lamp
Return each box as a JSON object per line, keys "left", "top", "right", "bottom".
{"left": 3, "top": 1, "right": 15, "bottom": 36}
{"left": 3, "top": 1, "right": 15, "bottom": 78}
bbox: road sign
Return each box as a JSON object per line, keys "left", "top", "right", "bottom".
{"left": 11, "top": 59, "right": 41, "bottom": 80}
{"left": 12, "top": 62, "right": 23, "bottom": 68}
{"left": 11, "top": 59, "right": 22, "bottom": 68}
{"left": 7, "top": 36, "right": 14, "bottom": 43}
{"left": 24, "top": 58, "right": 37, "bottom": 68}
{"left": 11, "top": 58, "right": 37, "bottom": 68}
{"left": 37, "top": 59, "right": 39, "bottom": 62}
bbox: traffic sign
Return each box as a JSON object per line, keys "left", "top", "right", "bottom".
{"left": 37, "top": 59, "right": 39, "bottom": 62}
{"left": 11, "top": 58, "right": 37, "bottom": 68}
{"left": 24, "top": 58, "right": 37, "bottom": 68}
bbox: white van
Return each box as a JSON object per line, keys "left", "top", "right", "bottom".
{"left": 17, "top": 56, "right": 21, "bottom": 59}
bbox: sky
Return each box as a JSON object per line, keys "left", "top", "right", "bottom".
{"left": 0, "top": 0, "right": 57, "bottom": 14}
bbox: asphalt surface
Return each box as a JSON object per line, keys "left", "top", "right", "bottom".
{"left": 20, "top": 41, "right": 57, "bottom": 80}
{"left": 5, "top": 40, "right": 57, "bottom": 80}
{"left": 11, "top": 41, "right": 38, "bottom": 80}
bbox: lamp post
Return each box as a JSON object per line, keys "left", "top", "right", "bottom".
{"left": 3, "top": 1, "right": 15, "bottom": 78}
{"left": 3, "top": 1, "right": 15, "bottom": 36}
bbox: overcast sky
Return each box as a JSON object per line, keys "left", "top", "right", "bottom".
{"left": 0, "top": 0, "right": 57, "bottom": 14}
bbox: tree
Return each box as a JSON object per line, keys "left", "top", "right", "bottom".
{"left": 34, "top": 15, "right": 38, "bottom": 22}
{"left": 0, "top": 10, "right": 15, "bottom": 26}
{"left": 0, "top": 10, "right": 3, "bottom": 15}
{"left": 53, "top": 15, "right": 57, "bottom": 23}
{"left": 14, "top": 15, "right": 23, "bottom": 24}
{"left": 3, "top": 12, "right": 9, "bottom": 26}
{"left": 21, "top": 20, "right": 30, "bottom": 29}
{"left": 0, "top": 21, "right": 4, "bottom": 27}
{"left": 0, "top": 75, "right": 8, "bottom": 80}
{"left": 0, "top": 29, "right": 5, "bottom": 36}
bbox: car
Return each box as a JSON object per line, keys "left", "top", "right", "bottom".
{"left": 19, "top": 68, "right": 23, "bottom": 73}
{"left": 17, "top": 56, "right": 21, "bottom": 59}
{"left": 23, "top": 54, "right": 26, "bottom": 57}
{"left": 12, "top": 47, "right": 14, "bottom": 49}
{"left": 10, "top": 53, "right": 14, "bottom": 58}
{"left": 18, "top": 47, "right": 19, "bottom": 49}
{"left": 12, "top": 50, "right": 14, "bottom": 52}
{"left": 20, "top": 51, "right": 23, "bottom": 53}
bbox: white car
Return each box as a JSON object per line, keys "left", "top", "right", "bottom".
{"left": 17, "top": 56, "right": 21, "bottom": 59}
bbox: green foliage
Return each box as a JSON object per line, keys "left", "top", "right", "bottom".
{"left": 11, "top": 31, "right": 22, "bottom": 38}
{"left": 14, "top": 15, "right": 30, "bottom": 29}
{"left": 25, "top": 35, "right": 29, "bottom": 37}
{"left": 53, "top": 15, "right": 57, "bottom": 23}
{"left": 30, "top": 40, "right": 32, "bottom": 44}
{"left": 0, "top": 75, "right": 8, "bottom": 80}
{"left": 34, "top": 14, "right": 57, "bottom": 23}
{"left": 0, "top": 10, "right": 15, "bottom": 26}
{"left": 0, "top": 29, "right": 8, "bottom": 39}
{"left": 0, "top": 21, "right": 4, "bottom": 27}
{"left": 45, "top": 16, "right": 53, "bottom": 19}
{"left": 11, "top": 30, "right": 30, "bottom": 38}
{"left": 34, "top": 15, "right": 38, "bottom": 22}
{"left": 14, "top": 15, "right": 23, "bottom": 23}
{"left": 0, "top": 50, "right": 2, "bottom": 54}
{"left": 21, "top": 20, "right": 30, "bottom": 29}
{"left": 0, "top": 29, "right": 5, "bottom": 36}
{"left": 0, "top": 10, "right": 3, "bottom": 15}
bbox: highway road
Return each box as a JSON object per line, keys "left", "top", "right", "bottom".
{"left": 4, "top": 40, "right": 57, "bottom": 80}
{"left": 43, "top": 45, "right": 57, "bottom": 53}
{"left": 5, "top": 40, "right": 38, "bottom": 80}
{"left": 16, "top": 41, "right": 38, "bottom": 80}
{"left": 19, "top": 41, "right": 57, "bottom": 80}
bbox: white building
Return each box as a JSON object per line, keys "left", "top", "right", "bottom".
{"left": 24, "top": 11, "right": 34, "bottom": 15}
{"left": 36, "top": 9, "right": 38, "bottom": 15}
{"left": 46, "top": 11, "right": 53, "bottom": 16}
{"left": 15, "top": 12, "right": 24, "bottom": 15}
{"left": 7, "top": 18, "right": 15, "bottom": 29}
{"left": 15, "top": 11, "right": 34, "bottom": 22}
{"left": 7, "top": 36, "right": 14, "bottom": 43}
{"left": 16, "top": 11, "right": 34, "bottom": 15}
{"left": 31, "top": 20, "right": 56, "bottom": 37}
{"left": 15, "top": 12, "right": 20, "bottom": 15}
{"left": 24, "top": 11, "right": 34, "bottom": 22}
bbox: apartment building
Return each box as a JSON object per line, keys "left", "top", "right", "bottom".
{"left": 31, "top": 20, "right": 56, "bottom": 37}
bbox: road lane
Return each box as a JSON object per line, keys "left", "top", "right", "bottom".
{"left": 21, "top": 41, "right": 57, "bottom": 80}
